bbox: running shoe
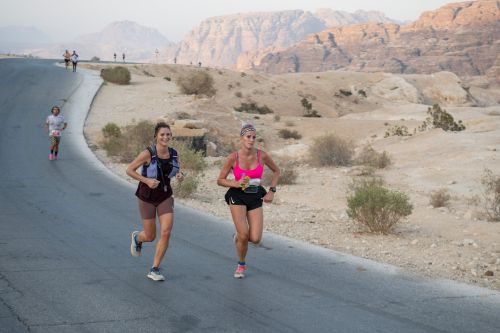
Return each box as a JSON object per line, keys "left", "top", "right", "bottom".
{"left": 49, "top": 153, "right": 54, "bottom": 160}
{"left": 234, "top": 264, "right": 246, "bottom": 279}
{"left": 53, "top": 154, "right": 58, "bottom": 160}
{"left": 147, "top": 267, "right": 165, "bottom": 281}
{"left": 130, "top": 231, "right": 142, "bottom": 257}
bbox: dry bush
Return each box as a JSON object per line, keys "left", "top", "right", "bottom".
{"left": 309, "top": 134, "right": 354, "bottom": 167}
{"left": 278, "top": 129, "right": 302, "bottom": 140}
{"left": 274, "top": 114, "right": 281, "bottom": 122}
{"left": 356, "top": 145, "right": 391, "bottom": 169}
{"left": 430, "top": 188, "right": 451, "bottom": 208}
{"left": 101, "top": 120, "right": 155, "bottom": 163}
{"left": 176, "top": 70, "right": 216, "bottom": 97}
{"left": 481, "top": 169, "right": 500, "bottom": 221}
{"left": 235, "top": 91, "right": 243, "bottom": 98}
{"left": 171, "top": 139, "right": 206, "bottom": 172}
{"left": 347, "top": 177, "right": 413, "bottom": 234}
{"left": 101, "top": 66, "right": 131, "bottom": 85}
{"left": 285, "top": 121, "right": 295, "bottom": 127}
{"left": 175, "top": 111, "right": 191, "bottom": 120}
{"left": 102, "top": 122, "right": 121, "bottom": 138}
{"left": 262, "top": 159, "right": 297, "bottom": 186}
{"left": 418, "top": 104, "right": 465, "bottom": 132}
{"left": 172, "top": 174, "right": 199, "bottom": 198}
{"left": 384, "top": 125, "right": 411, "bottom": 137}
{"left": 234, "top": 101, "right": 273, "bottom": 114}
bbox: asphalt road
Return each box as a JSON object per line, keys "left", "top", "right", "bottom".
{"left": 0, "top": 59, "right": 499, "bottom": 333}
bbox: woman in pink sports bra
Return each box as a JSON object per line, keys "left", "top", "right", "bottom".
{"left": 217, "top": 123, "right": 280, "bottom": 279}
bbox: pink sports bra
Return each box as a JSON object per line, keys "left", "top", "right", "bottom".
{"left": 233, "top": 150, "right": 264, "bottom": 181}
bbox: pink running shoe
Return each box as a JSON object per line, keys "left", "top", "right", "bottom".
{"left": 49, "top": 153, "right": 54, "bottom": 160}
{"left": 234, "top": 264, "right": 246, "bottom": 279}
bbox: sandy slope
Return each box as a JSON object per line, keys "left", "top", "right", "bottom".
{"left": 83, "top": 63, "right": 500, "bottom": 290}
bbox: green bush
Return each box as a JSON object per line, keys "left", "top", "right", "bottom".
{"left": 102, "top": 122, "right": 122, "bottom": 138}
{"left": 234, "top": 101, "right": 274, "bottom": 114}
{"left": 176, "top": 70, "right": 216, "bottom": 96}
{"left": 172, "top": 140, "right": 206, "bottom": 172}
{"left": 356, "top": 145, "right": 391, "bottom": 169}
{"left": 301, "top": 97, "right": 321, "bottom": 118}
{"left": 309, "top": 134, "right": 354, "bottom": 167}
{"left": 347, "top": 178, "right": 413, "bottom": 234}
{"left": 101, "top": 66, "right": 131, "bottom": 84}
{"left": 278, "top": 129, "right": 302, "bottom": 140}
{"left": 163, "top": 76, "right": 171, "bottom": 81}
{"left": 101, "top": 120, "right": 154, "bottom": 163}
{"left": 419, "top": 104, "right": 465, "bottom": 132}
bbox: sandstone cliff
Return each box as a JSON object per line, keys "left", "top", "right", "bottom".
{"left": 256, "top": 0, "right": 500, "bottom": 79}
{"left": 168, "top": 9, "right": 397, "bottom": 69}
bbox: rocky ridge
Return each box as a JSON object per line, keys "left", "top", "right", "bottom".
{"left": 256, "top": 0, "right": 500, "bottom": 81}
{"left": 167, "top": 9, "right": 398, "bottom": 68}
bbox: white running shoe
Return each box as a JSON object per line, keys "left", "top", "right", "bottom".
{"left": 147, "top": 268, "right": 165, "bottom": 281}
{"left": 130, "top": 231, "right": 142, "bottom": 257}
{"left": 234, "top": 264, "right": 246, "bottom": 279}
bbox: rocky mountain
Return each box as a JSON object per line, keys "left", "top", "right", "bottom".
{"left": 256, "top": 0, "right": 500, "bottom": 80}
{"left": 168, "top": 9, "right": 397, "bottom": 68}
{"left": 20, "top": 21, "right": 171, "bottom": 62}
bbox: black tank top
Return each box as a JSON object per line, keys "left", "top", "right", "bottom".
{"left": 135, "top": 157, "right": 173, "bottom": 205}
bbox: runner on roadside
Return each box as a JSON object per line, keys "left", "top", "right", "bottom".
{"left": 44, "top": 106, "right": 67, "bottom": 160}
{"left": 71, "top": 50, "right": 79, "bottom": 72}
{"left": 63, "top": 50, "right": 71, "bottom": 70}
{"left": 217, "top": 123, "right": 280, "bottom": 278}
{"left": 126, "top": 122, "right": 184, "bottom": 281}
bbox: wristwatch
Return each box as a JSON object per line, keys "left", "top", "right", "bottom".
{"left": 269, "top": 187, "right": 277, "bottom": 193}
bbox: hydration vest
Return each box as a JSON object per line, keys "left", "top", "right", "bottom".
{"left": 142, "top": 145, "right": 180, "bottom": 179}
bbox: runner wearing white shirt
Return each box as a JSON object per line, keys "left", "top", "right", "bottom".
{"left": 71, "top": 51, "right": 79, "bottom": 72}
{"left": 44, "top": 106, "right": 67, "bottom": 160}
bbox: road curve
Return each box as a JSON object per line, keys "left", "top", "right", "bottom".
{"left": 0, "top": 59, "right": 499, "bottom": 333}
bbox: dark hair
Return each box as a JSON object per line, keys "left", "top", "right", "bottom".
{"left": 154, "top": 122, "right": 171, "bottom": 138}
{"left": 51, "top": 106, "right": 61, "bottom": 114}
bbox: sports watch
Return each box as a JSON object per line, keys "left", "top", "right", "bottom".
{"left": 269, "top": 187, "right": 277, "bottom": 193}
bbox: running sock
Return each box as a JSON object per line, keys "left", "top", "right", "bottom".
{"left": 54, "top": 151, "right": 58, "bottom": 156}
{"left": 50, "top": 149, "right": 54, "bottom": 154}
{"left": 238, "top": 261, "right": 246, "bottom": 266}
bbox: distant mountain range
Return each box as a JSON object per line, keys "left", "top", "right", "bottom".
{"left": 0, "top": 21, "right": 171, "bottom": 62}
{"left": 255, "top": 0, "right": 500, "bottom": 79}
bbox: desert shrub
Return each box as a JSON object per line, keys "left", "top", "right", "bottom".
{"left": 309, "top": 134, "right": 354, "bottom": 167}
{"left": 101, "top": 120, "right": 154, "bottom": 162}
{"left": 285, "top": 121, "right": 295, "bottom": 127}
{"left": 172, "top": 174, "right": 199, "bottom": 198}
{"left": 175, "top": 111, "right": 191, "bottom": 120}
{"left": 235, "top": 91, "right": 243, "bottom": 98}
{"left": 274, "top": 114, "right": 281, "bottom": 122}
{"left": 429, "top": 188, "right": 451, "bottom": 208}
{"left": 234, "top": 101, "right": 273, "bottom": 114}
{"left": 262, "top": 160, "right": 297, "bottom": 186}
{"left": 101, "top": 66, "right": 131, "bottom": 84}
{"left": 301, "top": 97, "right": 321, "bottom": 117}
{"left": 356, "top": 145, "right": 391, "bottom": 169}
{"left": 240, "top": 72, "right": 247, "bottom": 77}
{"left": 418, "top": 104, "right": 465, "bottom": 132}
{"left": 358, "top": 89, "right": 367, "bottom": 97}
{"left": 347, "top": 178, "right": 413, "bottom": 234}
{"left": 481, "top": 169, "right": 500, "bottom": 222}
{"left": 102, "top": 122, "right": 122, "bottom": 138}
{"left": 278, "top": 129, "right": 302, "bottom": 140}
{"left": 227, "top": 83, "right": 233, "bottom": 90}
{"left": 163, "top": 76, "right": 171, "bottom": 81}
{"left": 172, "top": 140, "right": 206, "bottom": 172}
{"left": 176, "top": 70, "right": 216, "bottom": 96}
{"left": 384, "top": 125, "right": 411, "bottom": 137}
{"left": 339, "top": 89, "right": 352, "bottom": 96}
{"left": 90, "top": 56, "right": 100, "bottom": 62}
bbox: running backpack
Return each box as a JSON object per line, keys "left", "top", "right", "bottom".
{"left": 143, "top": 145, "right": 180, "bottom": 179}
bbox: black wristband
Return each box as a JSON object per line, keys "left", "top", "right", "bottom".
{"left": 269, "top": 187, "right": 276, "bottom": 193}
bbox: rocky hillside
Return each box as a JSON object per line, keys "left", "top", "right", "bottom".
{"left": 256, "top": 0, "right": 500, "bottom": 80}
{"left": 168, "top": 9, "right": 397, "bottom": 68}
{"left": 24, "top": 21, "right": 171, "bottom": 62}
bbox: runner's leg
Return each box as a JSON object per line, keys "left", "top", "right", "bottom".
{"left": 229, "top": 204, "right": 249, "bottom": 262}
{"left": 247, "top": 207, "right": 264, "bottom": 244}
{"left": 152, "top": 197, "right": 174, "bottom": 268}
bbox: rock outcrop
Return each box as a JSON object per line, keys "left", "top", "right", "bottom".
{"left": 168, "top": 9, "right": 397, "bottom": 69}
{"left": 256, "top": 1, "right": 500, "bottom": 78}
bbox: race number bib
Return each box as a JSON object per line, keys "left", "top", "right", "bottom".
{"left": 50, "top": 130, "right": 62, "bottom": 137}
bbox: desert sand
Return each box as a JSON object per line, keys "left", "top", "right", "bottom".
{"left": 82, "top": 63, "right": 500, "bottom": 290}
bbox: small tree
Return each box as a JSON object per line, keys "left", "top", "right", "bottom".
{"left": 301, "top": 97, "right": 321, "bottom": 118}
{"left": 347, "top": 178, "right": 413, "bottom": 234}
{"left": 419, "top": 104, "right": 465, "bottom": 132}
{"left": 176, "top": 70, "right": 216, "bottom": 97}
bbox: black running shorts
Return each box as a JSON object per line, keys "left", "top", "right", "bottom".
{"left": 225, "top": 186, "right": 267, "bottom": 211}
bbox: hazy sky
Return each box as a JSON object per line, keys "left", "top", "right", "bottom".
{"left": 1, "top": 0, "right": 464, "bottom": 42}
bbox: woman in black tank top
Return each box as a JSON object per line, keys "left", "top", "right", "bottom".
{"left": 126, "top": 122, "right": 184, "bottom": 281}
